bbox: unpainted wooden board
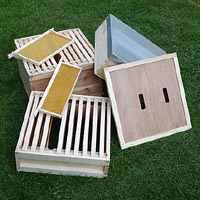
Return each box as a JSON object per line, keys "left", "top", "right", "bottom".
{"left": 104, "top": 53, "right": 191, "bottom": 149}
{"left": 94, "top": 19, "right": 116, "bottom": 79}
{"left": 38, "top": 62, "right": 81, "bottom": 118}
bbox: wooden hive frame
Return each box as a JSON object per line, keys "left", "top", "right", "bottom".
{"left": 14, "top": 28, "right": 103, "bottom": 96}
{"left": 9, "top": 29, "right": 73, "bottom": 66}
{"left": 15, "top": 91, "right": 111, "bottom": 178}
{"left": 37, "top": 62, "right": 82, "bottom": 118}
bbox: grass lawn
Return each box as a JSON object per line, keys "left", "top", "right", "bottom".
{"left": 0, "top": 0, "right": 200, "bottom": 199}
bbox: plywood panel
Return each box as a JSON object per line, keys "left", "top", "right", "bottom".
{"left": 104, "top": 53, "right": 191, "bottom": 149}
{"left": 38, "top": 62, "right": 81, "bottom": 118}
{"left": 9, "top": 29, "right": 72, "bottom": 65}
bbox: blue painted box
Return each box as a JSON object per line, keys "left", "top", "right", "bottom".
{"left": 95, "top": 14, "right": 166, "bottom": 79}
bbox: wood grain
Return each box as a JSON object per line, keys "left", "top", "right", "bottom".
{"left": 105, "top": 54, "right": 191, "bottom": 148}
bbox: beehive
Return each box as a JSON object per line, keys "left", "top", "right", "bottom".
{"left": 15, "top": 91, "right": 111, "bottom": 177}
{"left": 14, "top": 28, "right": 103, "bottom": 96}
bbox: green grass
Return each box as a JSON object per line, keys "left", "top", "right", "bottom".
{"left": 0, "top": 0, "right": 200, "bottom": 199}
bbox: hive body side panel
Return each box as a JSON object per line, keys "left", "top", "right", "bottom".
{"left": 95, "top": 20, "right": 115, "bottom": 79}
{"left": 17, "top": 59, "right": 31, "bottom": 95}
{"left": 15, "top": 151, "right": 108, "bottom": 178}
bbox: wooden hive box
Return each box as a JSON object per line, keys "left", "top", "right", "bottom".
{"left": 14, "top": 28, "right": 103, "bottom": 96}
{"left": 95, "top": 14, "right": 166, "bottom": 79}
{"left": 16, "top": 91, "right": 111, "bottom": 177}
{"left": 104, "top": 53, "right": 191, "bottom": 149}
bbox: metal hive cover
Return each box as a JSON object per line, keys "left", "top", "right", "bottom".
{"left": 94, "top": 14, "right": 166, "bottom": 79}
{"left": 107, "top": 14, "right": 166, "bottom": 63}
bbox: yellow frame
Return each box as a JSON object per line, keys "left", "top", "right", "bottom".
{"left": 8, "top": 29, "right": 73, "bottom": 66}
{"left": 36, "top": 61, "right": 81, "bottom": 118}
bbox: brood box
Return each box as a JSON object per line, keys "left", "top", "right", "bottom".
{"left": 15, "top": 91, "right": 111, "bottom": 178}
{"left": 14, "top": 28, "right": 103, "bottom": 96}
{"left": 95, "top": 14, "right": 166, "bottom": 79}
{"left": 104, "top": 53, "right": 191, "bottom": 149}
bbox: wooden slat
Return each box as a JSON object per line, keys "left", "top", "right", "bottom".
{"left": 74, "top": 98, "right": 84, "bottom": 155}
{"left": 77, "top": 28, "right": 95, "bottom": 53}
{"left": 82, "top": 98, "right": 91, "bottom": 156}
{"left": 62, "top": 31, "right": 80, "bottom": 63}
{"left": 15, "top": 40, "right": 21, "bottom": 49}
{"left": 56, "top": 104, "right": 69, "bottom": 154}
{"left": 71, "top": 42, "right": 87, "bottom": 63}
{"left": 46, "top": 60, "right": 54, "bottom": 70}
{"left": 99, "top": 99, "right": 105, "bottom": 157}
{"left": 17, "top": 39, "right": 25, "bottom": 48}
{"left": 65, "top": 97, "right": 77, "bottom": 155}
{"left": 31, "top": 112, "right": 44, "bottom": 151}
{"left": 39, "top": 115, "right": 51, "bottom": 152}
{"left": 67, "top": 30, "right": 93, "bottom": 63}
{"left": 49, "top": 57, "right": 57, "bottom": 66}
{"left": 41, "top": 63, "right": 48, "bottom": 72}
{"left": 73, "top": 29, "right": 94, "bottom": 58}
{"left": 22, "top": 94, "right": 40, "bottom": 151}
{"left": 15, "top": 40, "right": 23, "bottom": 49}
{"left": 27, "top": 62, "right": 36, "bottom": 74}
{"left": 66, "top": 30, "right": 87, "bottom": 63}
{"left": 17, "top": 93, "right": 34, "bottom": 148}
{"left": 91, "top": 99, "right": 98, "bottom": 156}
{"left": 59, "top": 51, "right": 70, "bottom": 63}
{"left": 23, "top": 38, "right": 32, "bottom": 45}
{"left": 67, "top": 45, "right": 81, "bottom": 64}
{"left": 63, "top": 48, "right": 76, "bottom": 65}
{"left": 106, "top": 101, "right": 111, "bottom": 157}
{"left": 64, "top": 30, "right": 87, "bottom": 63}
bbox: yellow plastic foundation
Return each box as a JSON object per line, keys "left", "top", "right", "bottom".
{"left": 41, "top": 63, "right": 81, "bottom": 116}
{"left": 18, "top": 32, "right": 71, "bottom": 63}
